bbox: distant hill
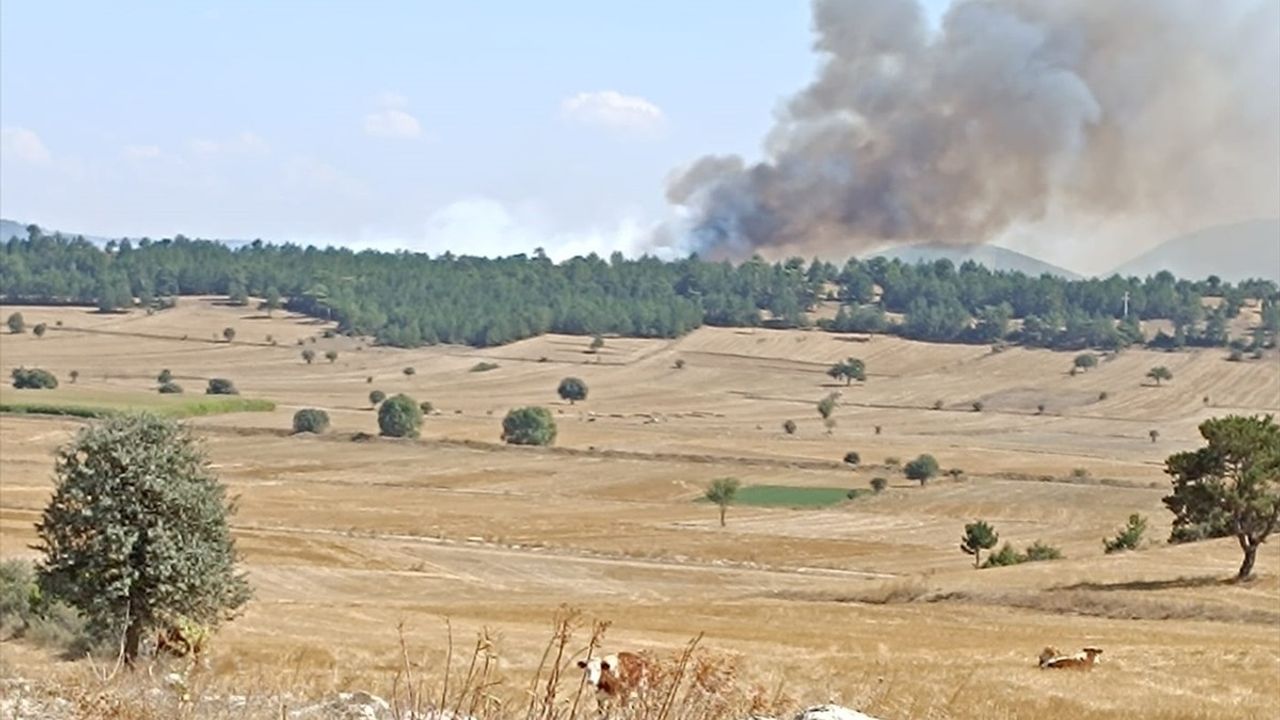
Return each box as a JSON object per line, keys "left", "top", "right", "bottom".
{"left": 1110, "top": 219, "right": 1280, "bottom": 283}
{"left": 0, "top": 218, "right": 248, "bottom": 248}
{"left": 870, "top": 242, "right": 1081, "bottom": 279}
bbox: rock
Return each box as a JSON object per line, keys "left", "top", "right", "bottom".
{"left": 792, "top": 704, "right": 883, "bottom": 720}
{"left": 290, "top": 691, "right": 392, "bottom": 720}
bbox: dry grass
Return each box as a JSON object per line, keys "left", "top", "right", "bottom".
{"left": 2, "top": 299, "right": 1279, "bottom": 719}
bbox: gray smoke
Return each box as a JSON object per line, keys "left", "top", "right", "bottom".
{"left": 666, "top": 0, "right": 1280, "bottom": 259}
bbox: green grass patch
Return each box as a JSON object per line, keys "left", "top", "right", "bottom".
{"left": 702, "top": 484, "right": 864, "bottom": 509}
{"left": 0, "top": 391, "right": 275, "bottom": 419}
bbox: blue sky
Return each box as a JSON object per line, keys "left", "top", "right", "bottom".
{"left": 0, "top": 1, "right": 953, "bottom": 258}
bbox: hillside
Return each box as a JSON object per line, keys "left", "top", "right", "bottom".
{"left": 871, "top": 242, "right": 1081, "bottom": 279}
{"left": 1111, "top": 218, "right": 1280, "bottom": 282}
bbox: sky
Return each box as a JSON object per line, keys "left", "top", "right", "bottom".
{"left": 1, "top": 0, "right": 960, "bottom": 263}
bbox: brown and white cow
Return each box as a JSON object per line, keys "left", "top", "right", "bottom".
{"left": 1038, "top": 646, "right": 1103, "bottom": 670}
{"left": 577, "top": 652, "right": 654, "bottom": 713}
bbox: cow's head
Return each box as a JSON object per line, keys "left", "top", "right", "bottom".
{"left": 577, "top": 655, "right": 617, "bottom": 687}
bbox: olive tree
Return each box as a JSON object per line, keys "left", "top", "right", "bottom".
{"left": 502, "top": 406, "right": 557, "bottom": 446}
{"left": 369, "top": 390, "right": 386, "bottom": 407}
{"left": 904, "top": 454, "right": 940, "bottom": 486}
{"left": 222, "top": 327, "right": 236, "bottom": 343}
{"left": 302, "top": 349, "right": 316, "bottom": 365}
{"left": 826, "top": 357, "right": 866, "bottom": 386}
{"left": 557, "top": 377, "right": 588, "bottom": 404}
{"left": 705, "top": 477, "right": 740, "bottom": 527}
{"left": 33, "top": 323, "right": 47, "bottom": 338}
{"left": 292, "top": 409, "right": 331, "bottom": 434}
{"left": 6, "top": 312, "right": 25, "bottom": 334}
{"left": 1073, "top": 354, "right": 1098, "bottom": 372}
{"left": 325, "top": 350, "right": 338, "bottom": 364}
{"left": 205, "top": 378, "right": 238, "bottom": 395}
{"left": 11, "top": 368, "right": 58, "bottom": 389}
{"left": 378, "top": 394, "right": 423, "bottom": 438}
{"left": 34, "top": 414, "right": 251, "bottom": 666}
{"left": 1164, "top": 415, "right": 1280, "bottom": 581}
{"left": 1146, "top": 366, "right": 1173, "bottom": 386}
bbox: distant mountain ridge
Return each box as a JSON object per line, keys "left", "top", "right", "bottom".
{"left": 870, "top": 242, "right": 1082, "bottom": 279}
{"left": 0, "top": 218, "right": 249, "bottom": 248}
{"left": 1109, "top": 218, "right": 1280, "bottom": 283}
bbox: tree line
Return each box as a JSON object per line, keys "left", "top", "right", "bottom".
{"left": 2, "top": 225, "right": 1277, "bottom": 350}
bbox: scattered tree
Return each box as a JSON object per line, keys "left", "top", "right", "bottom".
{"left": 158, "top": 381, "right": 183, "bottom": 394}
{"left": 817, "top": 393, "right": 838, "bottom": 420}
{"left": 1073, "top": 354, "right": 1098, "bottom": 372}
{"left": 1164, "top": 415, "right": 1280, "bottom": 581}
{"left": 1149, "top": 429, "right": 1160, "bottom": 443}
{"left": 34, "top": 414, "right": 250, "bottom": 666}
{"left": 369, "top": 390, "right": 386, "bottom": 407}
{"left": 1023, "top": 541, "right": 1064, "bottom": 561}
{"left": 1103, "top": 513, "right": 1148, "bottom": 553}
{"left": 302, "top": 349, "right": 316, "bottom": 364}
{"left": 870, "top": 477, "right": 888, "bottom": 493}
{"left": 826, "top": 357, "right": 866, "bottom": 386}
{"left": 843, "top": 451, "right": 861, "bottom": 467}
{"left": 419, "top": 400, "right": 434, "bottom": 415}
{"left": 589, "top": 334, "right": 605, "bottom": 353}
{"left": 378, "top": 394, "right": 423, "bottom": 438}
{"left": 11, "top": 368, "right": 58, "bottom": 389}
{"left": 1036, "top": 403, "right": 1046, "bottom": 415}
{"left": 971, "top": 400, "right": 984, "bottom": 412}
{"left": 325, "top": 350, "right": 338, "bottom": 364}
{"left": 705, "top": 477, "right": 741, "bottom": 527}
{"left": 1146, "top": 366, "right": 1173, "bottom": 386}
{"left": 205, "top": 378, "right": 238, "bottom": 395}
{"left": 403, "top": 366, "right": 416, "bottom": 377}
{"left": 222, "top": 327, "right": 236, "bottom": 343}
{"left": 960, "top": 520, "right": 999, "bottom": 568}
{"left": 673, "top": 359, "right": 686, "bottom": 370}
{"left": 69, "top": 370, "right": 79, "bottom": 384}
{"left": 32, "top": 323, "right": 47, "bottom": 338}
{"left": 158, "top": 369, "right": 173, "bottom": 384}
{"left": 292, "top": 409, "right": 331, "bottom": 434}
{"left": 501, "top": 406, "right": 557, "bottom": 446}
{"left": 783, "top": 419, "right": 797, "bottom": 435}
{"left": 6, "top": 312, "right": 25, "bottom": 334}
{"left": 557, "top": 377, "right": 589, "bottom": 404}
{"left": 904, "top": 454, "right": 940, "bottom": 486}
{"left": 262, "top": 287, "right": 282, "bottom": 317}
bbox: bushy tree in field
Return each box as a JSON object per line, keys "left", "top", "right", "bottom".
{"left": 502, "top": 406, "right": 557, "bottom": 446}
{"left": 205, "top": 378, "right": 238, "bottom": 395}
{"left": 325, "top": 350, "right": 338, "bottom": 364}
{"left": 817, "top": 393, "right": 838, "bottom": 420}
{"left": 1150, "top": 429, "right": 1160, "bottom": 443}
{"left": 1146, "top": 366, "right": 1173, "bottom": 386}
{"left": 158, "top": 369, "right": 173, "bottom": 384}
{"left": 1103, "top": 513, "right": 1148, "bottom": 553}
{"left": 960, "top": 520, "right": 999, "bottom": 568}
{"left": 403, "top": 366, "right": 416, "bottom": 377}
{"left": 34, "top": 414, "right": 250, "bottom": 665}
{"left": 369, "top": 390, "right": 386, "bottom": 407}
{"left": 827, "top": 357, "right": 866, "bottom": 385}
{"left": 11, "top": 368, "right": 58, "bottom": 389}
{"left": 1164, "top": 415, "right": 1280, "bottom": 580}
{"left": 557, "top": 377, "right": 588, "bottom": 404}
{"left": 705, "top": 477, "right": 740, "bottom": 527}
{"left": 982, "top": 543, "right": 1023, "bottom": 567}
{"left": 292, "top": 409, "right": 330, "bottom": 434}
{"left": 302, "top": 349, "right": 315, "bottom": 364}
{"left": 843, "top": 451, "right": 861, "bottom": 467}
{"left": 158, "top": 381, "right": 183, "bottom": 394}
{"left": 1073, "top": 353, "right": 1098, "bottom": 372}
{"left": 904, "top": 454, "right": 940, "bottom": 485}
{"left": 33, "top": 323, "right": 47, "bottom": 338}
{"left": 870, "top": 477, "right": 888, "bottom": 493}
{"left": 222, "top": 327, "right": 236, "bottom": 343}
{"left": 69, "top": 370, "right": 79, "bottom": 384}
{"left": 6, "top": 312, "right": 25, "bottom": 334}
{"left": 1023, "top": 541, "right": 1063, "bottom": 561}
{"left": 377, "top": 395, "right": 422, "bottom": 438}
{"left": 783, "top": 419, "right": 797, "bottom": 435}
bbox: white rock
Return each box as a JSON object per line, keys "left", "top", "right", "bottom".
{"left": 793, "top": 704, "right": 883, "bottom": 720}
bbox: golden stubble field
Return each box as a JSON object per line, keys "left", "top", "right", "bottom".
{"left": 1, "top": 298, "right": 1278, "bottom": 719}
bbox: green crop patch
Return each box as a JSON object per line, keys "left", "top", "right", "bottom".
{"left": 699, "top": 484, "right": 863, "bottom": 509}
{"left": 0, "top": 391, "right": 275, "bottom": 419}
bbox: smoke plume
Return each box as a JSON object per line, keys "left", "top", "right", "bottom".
{"left": 666, "top": 0, "right": 1280, "bottom": 259}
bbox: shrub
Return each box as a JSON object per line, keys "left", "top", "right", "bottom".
{"left": 557, "top": 377, "right": 588, "bottom": 404}
{"left": 35, "top": 414, "right": 250, "bottom": 664}
{"left": 301, "top": 349, "right": 316, "bottom": 364}
{"left": 817, "top": 393, "right": 838, "bottom": 419}
{"left": 292, "top": 408, "right": 331, "bottom": 434}
{"left": 0, "top": 559, "right": 90, "bottom": 653}
{"left": 971, "top": 400, "right": 984, "bottom": 412}
{"left": 1036, "top": 403, "right": 1046, "bottom": 414}
{"left": 947, "top": 468, "right": 964, "bottom": 480}
{"left": 904, "top": 454, "right": 940, "bottom": 485}
{"left": 673, "top": 359, "right": 686, "bottom": 369}
{"left": 33, "top": 322, "right": 47, "bottom": 338}
{"left": 6, "top": 312, "right": 25, "bottom": 334}
{"left": 11, "top": 368, "right": 58, "bottom": 389}
{"left": 403, "top": 366, "right": 416, "bottom": 376}
{"left": 1023, "top": 541, "right": 1064, "bottom": 561}
{"left": 827, "top": 357, "right": 866, "bottom": 385}
{"left": 1071, "top": 467, "right": 1091, "bottom": 480}
{"left": 68, "top": 370, "right": 79, "bottom": 384}
{"left": 884, "top": 456, "right": 900, "bottom": 467}
{"left": 874, "top": 425, "right": 882, "bottom": 435}
{"left": 222, "top": 327, "right": 236, "bottom": 342}
{"left": 1228, "top": 349, "right": 1244, "bottom": 362}
{"left": 1098, "top": 391, "right": 1109, "bottom": 401}
{"left": 158, "top": 381, "right": 184, "bottom": 394}
{"left": 158, "top": 369, "right": 173, "bottom": 384}
{"left": 325, "top": 350, "right": 338, "bottom": 364}
{"left": 205, "top": 378, "right": 238, "bottom": 395}
{"left": 366, "top": 376, "right": 373, "bottom": 383}
{"left": 502, "top": 406, "right": 557, "bottom": 446}
{"left": 783, "top": 419, "right": 797, "bottom": 435}
{"left": 870, "top": 477, "right": 888, "bottom": 493}
{"left": 378, "top": 394, "right": 423, "bottom": 438}
{"left": 1073, "top": 353, "right": 1098, "bottom": 371}
{"left": 369, "top": 390, "right": 386, "bottom": 406}
{"left": 982, "top": 543, "right": 1024, "bottom": 568}
{"left": 933, "top": 399, "right": 944, "bottom": 410}
{"left": 419, "top": 400, "right": 434, "bottom": 415}
{"left": 471, "top": 362, "right": 500, "bottom": 372}
{"left": 843, "top": 451, "right": 861, "bottom": 467}
{"left": 1146, "top": 366, "right": 1173, "bottom": 385}
{"left": 589, "top": 334, "right": 605, "bottom": 352}
{"left": 1104, "top": 513, "right": 1148, "bottom": 553}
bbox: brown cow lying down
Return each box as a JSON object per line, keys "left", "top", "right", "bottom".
{"left": 578, "top": 652, "right": 654, "bottom": 710}
{"left": 1039, "top": 646, "right": 1104, "bottom": 670}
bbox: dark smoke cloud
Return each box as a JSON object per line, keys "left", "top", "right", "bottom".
{"left": 666, "top": 0, "right": 1280, "bottom": 259}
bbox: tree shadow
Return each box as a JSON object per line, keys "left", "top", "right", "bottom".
{"left": 1052, "top": 575, "right": 1233, "bottom": 593}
